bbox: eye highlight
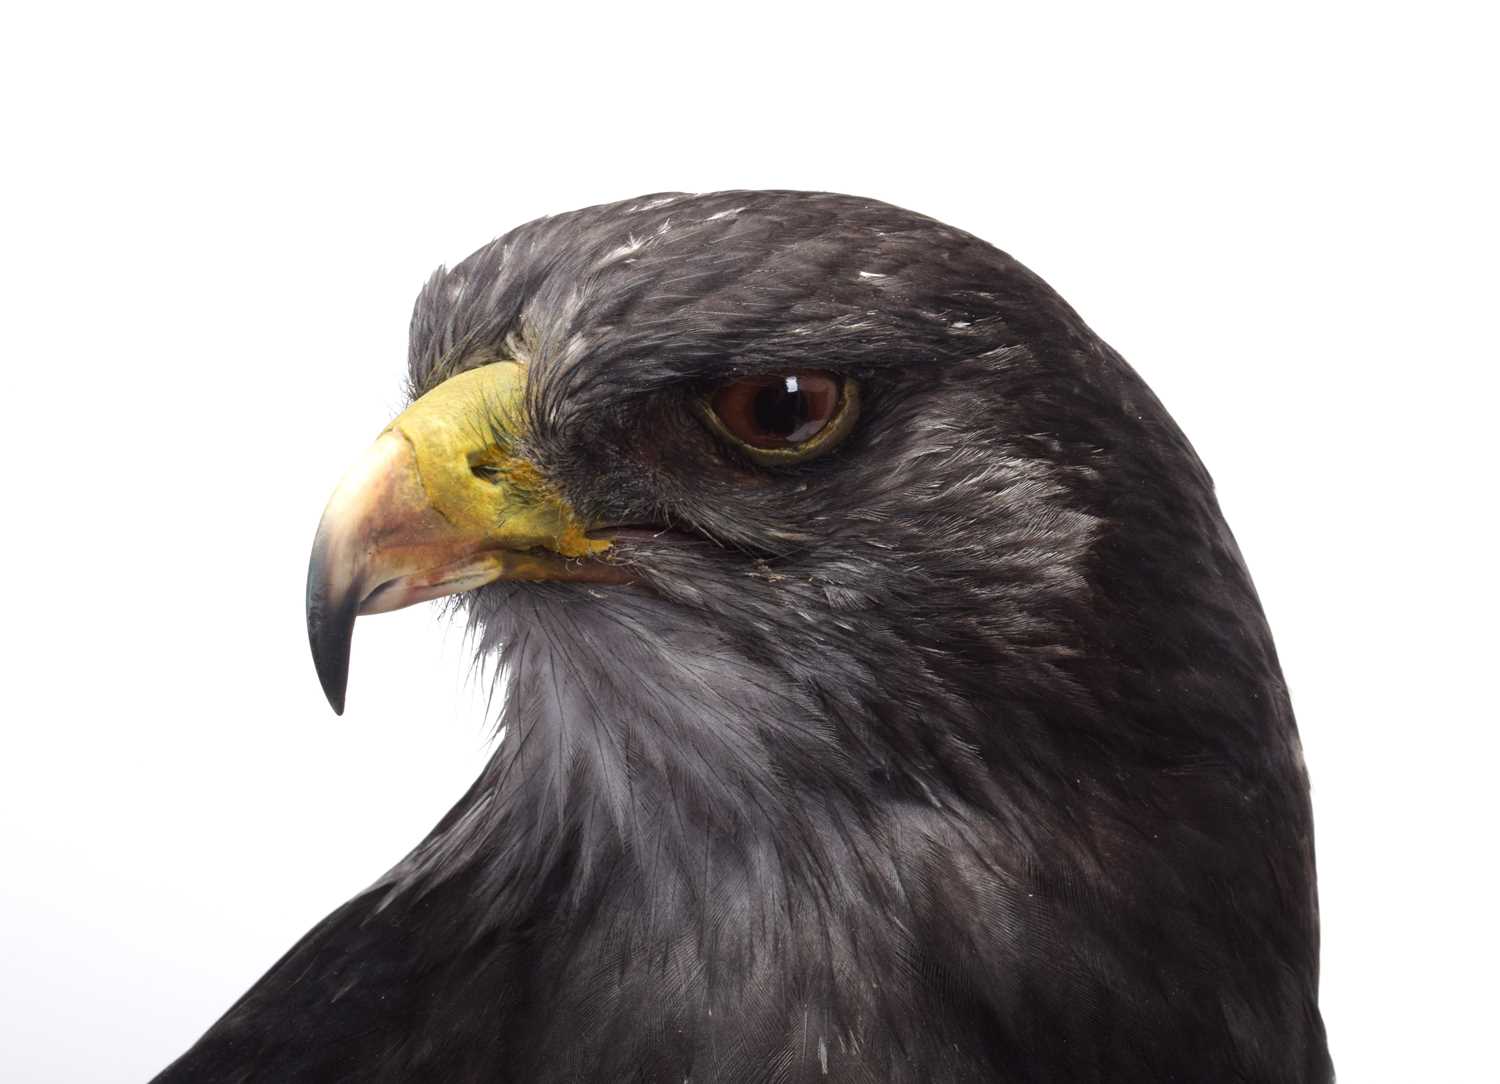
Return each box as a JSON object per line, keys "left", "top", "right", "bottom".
{"left": 702, "top": 371, "right": 859, "bottom": 464}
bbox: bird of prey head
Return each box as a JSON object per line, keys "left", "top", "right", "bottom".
{"left": 161, "top": 192, "right": 1331, "bottom": 1082}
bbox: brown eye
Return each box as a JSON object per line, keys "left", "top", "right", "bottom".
{"left": 702, "top": 372, "right": 859, "bottom": 464}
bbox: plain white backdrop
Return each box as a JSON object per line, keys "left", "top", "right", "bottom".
{"left": 2, "top": 3, "right": 1494, "bottom": 1080}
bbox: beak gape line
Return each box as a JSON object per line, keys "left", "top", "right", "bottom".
{"left": 304, "top": 361, "right": 628, "bottom": 715}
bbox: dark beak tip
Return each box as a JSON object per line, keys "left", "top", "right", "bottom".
{"left": 307, "top": 542, "right": 358, "bottom": 718}
{"left": 307, "top": 610, "right": 354, "bottom": 717}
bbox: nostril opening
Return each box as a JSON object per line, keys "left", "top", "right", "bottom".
{"left": 471, "top": 463, "right": 503, "bottom": 483}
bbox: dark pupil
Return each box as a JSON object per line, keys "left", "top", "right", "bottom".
{"left": 753, "top": 377, "right": 807, "bottom": 436}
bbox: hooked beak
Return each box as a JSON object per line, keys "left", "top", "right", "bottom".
{"left": 305, "top": 361, "right": 629, "bottom": 714}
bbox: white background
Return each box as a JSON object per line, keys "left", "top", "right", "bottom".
{"left": 3, "top": 4, "right": 1494, "bottom": 1080}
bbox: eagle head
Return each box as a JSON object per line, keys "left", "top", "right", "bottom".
{"left": 289, "top": 191, "right": 1328, "bottom": 1081}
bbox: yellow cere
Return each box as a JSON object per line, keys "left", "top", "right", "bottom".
{"left": 382, "top": 361, "right": 610, "bottom": 560}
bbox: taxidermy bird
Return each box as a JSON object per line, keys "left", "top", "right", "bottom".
{"left": 155, "top": 191, "right": 1332, "bottom": 1081}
